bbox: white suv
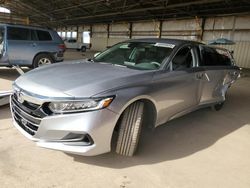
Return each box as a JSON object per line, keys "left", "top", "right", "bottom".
{"left": 64, "top": 39, "right": 91, "bottom": 52}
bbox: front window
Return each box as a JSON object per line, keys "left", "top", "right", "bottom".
{"left": 171, "top": 46, "right": 194, "bottom": 70}
{"left": 7, "top": 27, "right": 30, "bottom": 40}
{"left": 94, "top": 42, "right": 174, "bottom": 70}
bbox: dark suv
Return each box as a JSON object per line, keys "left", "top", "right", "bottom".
{"left": 0, "top": 24, "right": 65, "bottom": 68}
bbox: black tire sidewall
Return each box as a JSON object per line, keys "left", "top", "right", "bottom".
{"left": 33, "top": 54, "right": 53, "bottom": 68}
{"left": 116, "top": 102, "right": 144, "bottom": 156}
{"left": 213, "top": 102, "right": 225, "bottom": 111}
{"left": 81, "top": 46, "right": 86, "bottom": 52}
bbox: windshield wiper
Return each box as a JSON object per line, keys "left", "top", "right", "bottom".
{"left": 112, "top": 64, "right": 127, "bottom": 68}
{"left": 86, "top": 58, "right": 94, "bottom": 62}
{"left": 96, "top": 62, "right": 127, "bottom": 68}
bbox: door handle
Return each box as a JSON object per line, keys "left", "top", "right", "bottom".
{"left": 196, "top": 73, "right": 203, "bottom": 80}
{"left": 31, "top": 43, "right": 37, "bottom": 47}
{"left": 196, "top": 72, "right": 210, "bottom": 81}
{"left": 203, "top": 73, "right": 210, "bottom": 81}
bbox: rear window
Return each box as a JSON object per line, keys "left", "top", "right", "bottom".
{"left": 7, "top": 27, "right": 30, "bottom": 40}
{"left": 200, "top": 46, "right": 232, "bottom": 66}
{"left": 36, "top": 30, "right": 52, "bottom": 41}
{"left": 68, "top": 39, "right": 76, "bottom": 43}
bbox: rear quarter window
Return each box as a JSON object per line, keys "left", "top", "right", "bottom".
{"left": 200, "top": 46, "right": 233, "bottom": 66}
{"left": 36, "top": 30, "right": 52, "bottom": 41}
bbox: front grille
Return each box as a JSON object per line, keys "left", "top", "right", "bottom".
{"left": 11, "top": 95, "right": 43, "bottom": 136}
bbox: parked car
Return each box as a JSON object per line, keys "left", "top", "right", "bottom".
{"left": 0, "top": 90, "right": 12, "bottom": 106}
{"left": 0, "top": 24, "right": 65, "bottom": 68}
{"left": 10, "top": 39, "right": 240, "bottom": 156}
{"left": 64, "top": 38, "right": 91, "bottom": 52}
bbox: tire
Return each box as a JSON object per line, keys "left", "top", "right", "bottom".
{"left": 81, "top": 46, "right": 86, "bottom": 52}
{"left": 212, "top": 102, "right": 224, "bottom": 111}
{"left": 116, "top": 102, "right": 144, "bottom": 156}
{"left": 33, "top": 54, "right": 53, "bottom": 68}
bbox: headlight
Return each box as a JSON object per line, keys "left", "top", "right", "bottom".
{"left": 48, "top": 97, "right": 114, "bottom": 114}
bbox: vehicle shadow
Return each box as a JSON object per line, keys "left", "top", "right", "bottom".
{"left": 68, "top": 83, "right": 250, "bottom": 168}
{"left": 0, "top": 67, "right": 31, "bottom": 81}
{"left": 0, "top": 105, "right": 11, "bottom": 120}
{"left": 0, "top": 68, "right": 21, "bottom": 81}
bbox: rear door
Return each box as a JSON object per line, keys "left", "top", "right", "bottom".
{"left": 198, "top": 46, "right": 238, "bottom": 105}
{"left": 34, "top": 29, "right": 57, "bottom": 54}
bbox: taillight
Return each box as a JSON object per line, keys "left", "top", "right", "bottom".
{"left": 59, "top": 44, "right": 66, "bottom": 52}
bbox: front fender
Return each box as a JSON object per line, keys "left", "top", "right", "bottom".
{"left": 93, "top": 86, "right": 157, "bottom": 117}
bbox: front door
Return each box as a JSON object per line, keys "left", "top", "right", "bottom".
{"left": 153, "top": 45, "right": 201, "bottom": 125}
{"left": 7, "top": 27, "right": 38, "bottom": 66}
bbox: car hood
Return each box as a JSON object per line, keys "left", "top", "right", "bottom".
{"left": 14, "top": 61, "right": 153, "bottom": 98}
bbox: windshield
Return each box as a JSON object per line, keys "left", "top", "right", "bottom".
{"left": 94, "top": 42, "right": 174, "bottom": 70}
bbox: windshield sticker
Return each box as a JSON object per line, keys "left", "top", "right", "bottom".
{"left": 119, "top": 44, "right": 130, "bottom": 49}
{"left": 154, "top": 43, "right": 175, "bottom": 48}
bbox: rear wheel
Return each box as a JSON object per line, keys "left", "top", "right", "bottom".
{"left": 212, "top": 102, "right": 224, "bottom": 111}
{"left": 33, "top": 54, "right": 53, "bottom": 68}
{"left": 116, "top": 102, "right": 144, "bottom": 156}
{"left": 81, "top": 46, "right": 86, "bottom": 52}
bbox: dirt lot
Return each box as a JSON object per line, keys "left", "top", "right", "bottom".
{"left": 0, "top": 51, "right": 250, "bottom": 188}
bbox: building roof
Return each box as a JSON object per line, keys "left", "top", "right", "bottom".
{"left": 1, "top": 0, "right": 250, "bottom": 27}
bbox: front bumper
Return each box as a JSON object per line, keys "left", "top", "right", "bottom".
{"left": 11, "top": 98, "right": 120, "bottom": 156}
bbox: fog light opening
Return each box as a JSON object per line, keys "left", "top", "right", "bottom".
{"left": 61, "top": 133, "right": 93, "bottom": 146}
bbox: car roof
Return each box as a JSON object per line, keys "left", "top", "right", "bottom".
{"left": 0, "top": 23, "right": 52, "bottom": 31}
{"left": 125, "top": 38, "right": 204, "bottom": 47}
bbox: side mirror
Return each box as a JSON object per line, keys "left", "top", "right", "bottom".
{"left": 94, "top": 52, "right": 101, "bottom": 58}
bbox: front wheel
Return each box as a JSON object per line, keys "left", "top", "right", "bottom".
{"left": 116, "top": 102, "right": 144, "bottom": 156}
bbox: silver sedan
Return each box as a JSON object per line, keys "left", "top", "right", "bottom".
{"left": 10, "top": 39, "right": 240, "bottom": 156}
